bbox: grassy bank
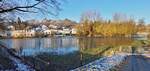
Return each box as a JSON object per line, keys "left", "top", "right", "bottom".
{"left": 0, "top": 47, "right": 15, "bottom": 70}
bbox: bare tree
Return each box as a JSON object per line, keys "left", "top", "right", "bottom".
{"left": 0, "top": 0, "right": 64, "bottom": 16}
{"left": 113, "top": 13, "right": 128, "bottom": 22}
{"left": 80, "top": 10, "right": 102, "bottom": 23}
{"left": 137, "top": 18, "right": 146, "bottom": 32}
{"left": 138, "top": 18, "right": 145, "bottom": 24}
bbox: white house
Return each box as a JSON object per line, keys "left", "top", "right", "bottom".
{"left": 41, "top": 25, "right": 49, "bottom": 30}
{"left": 6, "top": 29, "right": 36, "bottom": 38}
{"left": 49, "top": 25, "right": 58, "bottom": 29}
{"left": 61, "top": 28, "right": 71, "bottom": 35}
{"left": 7, "top": 25, "right": 15, "bottom": 30}
{"left": 25, "top": 30, "right": 36, "bottom": 37}
{"left": 43, "top": 30, "right": 52, "bottom": 35}
{"left": 133, "top": 32, "right": 149, "bottom": 38}
{"left": 71, "top": 28, "right": 77, "bottom": 35}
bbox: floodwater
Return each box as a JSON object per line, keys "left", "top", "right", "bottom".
{"left": 0, "top": 37, "right": 149, "bottom": 71}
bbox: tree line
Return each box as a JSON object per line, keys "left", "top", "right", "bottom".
{"left": 75, "top": 11, "right": 149, "bottom": 37}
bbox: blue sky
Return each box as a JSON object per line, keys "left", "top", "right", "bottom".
{"left": 26, "top": 0, "right": 150, "bottom": 23}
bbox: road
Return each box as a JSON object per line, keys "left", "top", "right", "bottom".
{"left": 119, "top": 55, "right": 150, "bottom": 71}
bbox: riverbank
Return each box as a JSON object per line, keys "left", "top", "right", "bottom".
{"left": 0, "top": 43, "right": 36, "bottom": 71}
{"left": 0, "top": 47, "right": 15, "bottom": 70}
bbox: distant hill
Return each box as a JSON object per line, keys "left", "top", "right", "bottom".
{"left": 26, "top": 19, "right": 78, "bottom": 28}
{"left": 5, "top": 18, "right": 78, "bottom": 30}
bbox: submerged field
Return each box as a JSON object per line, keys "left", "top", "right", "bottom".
{"left": 0, "top": 37, "right": 150, "bottom": 71}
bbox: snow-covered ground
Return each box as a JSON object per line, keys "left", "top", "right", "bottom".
{"left": 0, "top": 44, "right": 35, "bottom": 71}
{"left": 9, "top": 56, "right": 35, "bottom": 71}
{"left": 71, "top": 52, "right": 150, "bottom": 71}
{"left": 71, "top": 54, "right": 127, "bottom": 71}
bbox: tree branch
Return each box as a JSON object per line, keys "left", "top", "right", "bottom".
{"left": 0, "top": 0, "right": 44, "bottom": 13}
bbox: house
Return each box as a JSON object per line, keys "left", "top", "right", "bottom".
{"left": 3, "top": 23, "right": 77, "bottom": 38}
{"left": 6, "top": 29, "right": 36, "bottom": 38}
{"left": 55, "top": 27, "right": 71, "bottom": 35}
{"left": 132, "top": 32, "right": 149, "bottom": 40}
{"left": 6, "top": 25, "right": 36, "bottom": 37}
{"left": 49, "top": 25, "right": 58, "bottom": 29}
{"left": 71, "top": 28, "right": 77, "bottom": 35}
{"left": 133, "top": 32, "right": 149, "bottom": 38}
{"left": 25, "top": 30, "right": 36, "bottom": 37}
{"left": 7, "top": 25, "right": 15, "bottom": 30}
{"left": 43, "top": 30, "right": 52, "bottom": 35}
{"left": 62, "top": 28, "right": 71, "bottom": 35}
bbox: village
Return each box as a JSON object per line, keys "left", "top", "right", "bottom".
{"left": 0, "top": 18, "right": 77, "bottom": 38}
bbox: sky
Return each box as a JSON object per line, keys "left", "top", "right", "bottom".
{"left": 26, "top": 0, "right": 150, "bottom": 23}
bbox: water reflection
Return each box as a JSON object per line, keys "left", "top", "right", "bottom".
{"left": 1, "top": 37, "right": 79, "bottom": 55}
{"left": 21, "top": 47, "right": 79, "bottom": 56}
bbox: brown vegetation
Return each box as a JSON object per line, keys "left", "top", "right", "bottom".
{"left": 76, "top": 11, "right": 148, "bottom": 37}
